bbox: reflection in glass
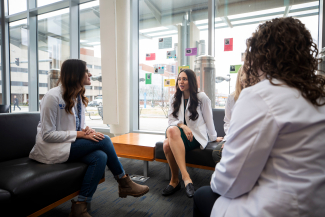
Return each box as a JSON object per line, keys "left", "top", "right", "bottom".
{"left": 10, "top": 19, "right": 28, "bottom": 112}
{"left": 80, "top": 0, "right": 106, "bottom": 128}
{"left": 139, "top": 0, "right": 209, "bottom": 132}
{"left": 37, "top": 0, "right": 63, "bottom": 7}
{"left": 8, "top": 0, "right": 27, "bottom": 15}
{"left": 38, "top": 9, "right": 70, "bottom": 105}
{"left": 214, "top": 0, "right": 319, "bottom": 108}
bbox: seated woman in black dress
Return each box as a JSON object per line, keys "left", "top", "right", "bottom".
{"left": 162, "top": 69, "right": 223, "bottom": 198}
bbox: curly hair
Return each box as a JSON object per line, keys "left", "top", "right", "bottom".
{"left": 172, "top": 69, "right": 199, "bottom": 121}
{"left": 243, "top": 17, "right": 325, "bottom": 106}
{"left": 58, "top": 59, "right": 89, "bottom": 114}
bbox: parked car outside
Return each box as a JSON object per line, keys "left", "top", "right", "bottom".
{"left": 92, "top": 95, "right": 102, "bottom": 107}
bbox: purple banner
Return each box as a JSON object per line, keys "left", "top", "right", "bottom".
{"left": 185, "top": 48, "right": 197, "bottom": 56}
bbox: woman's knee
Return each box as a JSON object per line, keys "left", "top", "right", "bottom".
{"left": 99, "top": 135, "right": 114, "bottom": 148}
{"left": 93, "top": 150, "right": 107, "bottom": 165}
{"left": 163, "top": 139, "right": 171, "bottom": 154}
{"left": 167, "top": 126, "right": 180, "bottom": 139}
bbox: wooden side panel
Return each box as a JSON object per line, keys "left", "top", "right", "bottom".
{"left": 155, "top": 159, "right": 215, "bottom": 171}
{"left": 113, "top": 143, "right": 155, "bottom": 161}
{"left": 27, "top": 178, "right": 105, "bottom": 217}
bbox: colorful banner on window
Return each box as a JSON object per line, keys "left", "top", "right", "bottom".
{"left": 167, "top": 50, "right": 176, "bottom": 59}
{"left": 230, "top": 65, "right": 242, "bottom": 73}
{"left": 178, "top": 65, "right": 190, "bottom": 74}
{"left": 185, "top": 48, "right": 197, "bottom": 56}
{"left": 164, "top": 79, "right": 175, "bottom": 87}
{"left": 224, "top": 38, "right": 233, "bottom": 51}
{"left": 145, "top": 73, "right": 152, "bottom": 84}
{"left": 146, "top": 53, "right": 156, "bottom": 61}
{"left": 154, "top": 66, "right": 165, "bottom": 74}
{"left": 159, "top": 37, "right": 172, "bottom": 49}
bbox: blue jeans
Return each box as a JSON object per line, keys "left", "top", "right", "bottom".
{"left": 68, "top": 135, "right": 125, "bottom": 203}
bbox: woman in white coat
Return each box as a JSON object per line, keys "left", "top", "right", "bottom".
{"left": 212, "top": 66, "right": 245, "bottom": 163}
{"left": 29, "top": 59, "right": 149, "bottom": 217}
{"left": 194, "top": 17, "right": 325, "bottom": 217}
{"left": 223, "top": 66, "right": 245, "bottom": 141}
{"left": 162, "top": 69, "right": 223, "bottom": 198}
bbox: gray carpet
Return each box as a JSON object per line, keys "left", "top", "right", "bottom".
{"left": 40, "top": 158, "right": 214, "bottom": 217}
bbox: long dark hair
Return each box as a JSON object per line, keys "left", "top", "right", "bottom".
{"left": 243, "top": 17, "right": 325, "bottom": 106}
{"left": 57, "top": 59, "right": 89, "bottom": 114}
{"left": 172, "top": 69, "right": 199, "bottom": 121}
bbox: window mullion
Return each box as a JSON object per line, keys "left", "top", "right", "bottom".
{"left": 28, "top": 0, "right": 39, "bottom": 111}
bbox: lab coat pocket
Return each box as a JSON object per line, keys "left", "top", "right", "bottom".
{"left": 224, "top": 186, "right": 299, "bottom": 217}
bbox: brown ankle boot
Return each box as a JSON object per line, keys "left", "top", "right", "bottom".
{"left": 117, "top": 174, "right": 149, "bottom": 198}
{"left": 69, "top": 200, "right": 92, "bottom": 217}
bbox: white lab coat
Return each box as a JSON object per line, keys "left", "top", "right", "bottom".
{"left": 210, "top": 79, "right": 325, "bottom": 217}
{"left": 29, "top": 86, "right": 86, "bottom": 164}
{"left": 168, "top": 92, "right": 218, "bottom": 149}
{"left": 223, "top": 94, "right": 235, "bottom": 141}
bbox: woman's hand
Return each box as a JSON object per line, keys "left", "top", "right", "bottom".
{"left": 216, "top": 137, "right": 223, "bottom": 142}
{"left": 181, "top": 125, "right": 193, "bottom": 142}
{"left": 83, "top": 132, "right": 105, "bottom": 142}
{"left": 82, "top": 126, "right": 95, "bottom": 135}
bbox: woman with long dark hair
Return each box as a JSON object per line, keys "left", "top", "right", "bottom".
{"left": 162, "top": 69, "right": 223, "bottom": 198}
{"left": 29, "top": 59, "right": 149, "bottom": 217}
{"left": 194, "top": 17, "right": 325, "bottom": 217}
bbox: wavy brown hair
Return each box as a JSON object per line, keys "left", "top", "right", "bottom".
{"left": 172, "top": 69, "right": 199, "bottom": 121}
{"left": 243, "top": 17, "right": 325, "bottom": 106}
{"left": 58, "top": 59, "right": 89, "bottom": 114}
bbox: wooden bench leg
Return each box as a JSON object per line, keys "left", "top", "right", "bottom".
{"left": 165, "top": 163, "right": 171, "bottom": 180}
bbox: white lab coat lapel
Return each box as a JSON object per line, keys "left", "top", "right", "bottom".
{"left": 184, "top": 94, "right": 191, "bottom": 125}
{"left": 178, "top": 93, "right": 185, "bottom": 124}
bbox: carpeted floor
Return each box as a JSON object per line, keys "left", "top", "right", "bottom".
{"left": 40, "top": 158, "right": 214, "bottom": 217}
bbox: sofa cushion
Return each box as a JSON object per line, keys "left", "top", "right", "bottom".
{"left": 155, "top": 141, "right": 219, "bottom": 168}
{"left": 0, "top": 157, "right": 87, "bottom": 216}
{"left": 213, "top": 109, "right": 226, "bottom": 138}
{"left": 0, "top": 189, "right": 11, "bottom": 202}
{"left": 0, "top": 113, "right": 40, "bottom": 163}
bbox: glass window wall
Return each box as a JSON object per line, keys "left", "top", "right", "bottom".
{"left": 139, "top": 0, "right": 209, "bottom": 132}
{"left": 214, "top": 0, "right": 319, "bottom": 108}
{"left": 79, "top": 0, "right": 106, "bottom": 128}
{"left": 8, "top": 0, "right": 27, "bottom": 15}
{"left": 38, "top": 0, "right": 63, "bottom": 7}
{"left": 38, "top": 8, "right": 70, "bottom": 104}
{"left": 10, "top": 19, "right": 28, "bottom": 112}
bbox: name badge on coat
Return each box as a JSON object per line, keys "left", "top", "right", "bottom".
{"left": 59, "top": 104, "right": 65, "bottom": 109}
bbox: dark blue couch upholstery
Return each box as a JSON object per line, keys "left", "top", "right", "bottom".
{"left": 155, "top": 109, "right": 225, "bottom": 168}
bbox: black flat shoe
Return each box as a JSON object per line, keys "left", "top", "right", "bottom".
{"left": 162, "top": 181, "right": 181, "bottom": 196}
{"left": 185, "top": 183, "right": 195, "bottom": 198}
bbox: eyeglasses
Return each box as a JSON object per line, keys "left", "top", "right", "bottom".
{"left": 85, "top": 69, "right": 90, "bottom": 75}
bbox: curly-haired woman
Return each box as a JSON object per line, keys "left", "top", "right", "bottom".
{"left": 162, "top": 69, "right": 223, "bottom": 198}
{"left": 194, "top": 17, "right": 325, "bottom": 217}
{"left": 29, "top": 59, "right": 149, "bottom": 217}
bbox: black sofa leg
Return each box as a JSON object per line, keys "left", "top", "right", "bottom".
{"left": 165, "top": 163, "right": 171, "bottom": 180}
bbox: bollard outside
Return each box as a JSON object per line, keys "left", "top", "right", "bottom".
{"left": 47, "top": 69, "right": 60, "bottom": 91}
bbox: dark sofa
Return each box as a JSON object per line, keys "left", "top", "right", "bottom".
{"left": 155, "top": 109, "right": 225, "bottom": 177}
{"left": 0, "top": 113, "right": 103, "bottom": 216}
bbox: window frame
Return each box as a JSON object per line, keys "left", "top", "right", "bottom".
{"left": 1, "top": 0, "right": 324, "bottom": 134}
